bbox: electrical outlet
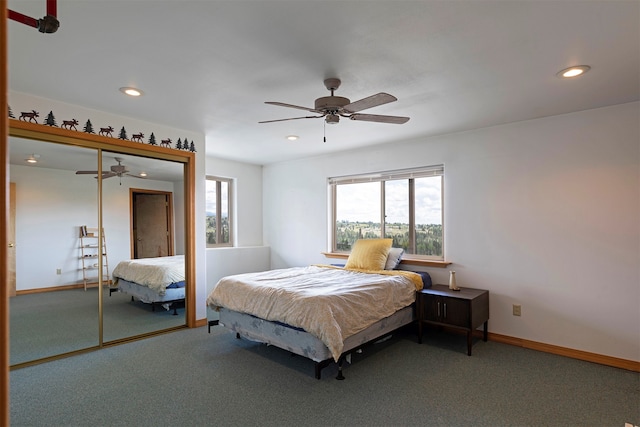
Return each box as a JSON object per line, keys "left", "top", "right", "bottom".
{"left": 513, "top": 304, "right": 521, "bottom": 316}
{"left": 56, "top": 268, "right": 62, "bottom": 275}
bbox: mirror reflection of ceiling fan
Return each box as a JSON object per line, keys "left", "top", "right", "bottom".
{"left": 259, "top": 78, "right": 410, "bottom": 125}
{"left": 75, "top": 157, "right": 146, "bottom": 184}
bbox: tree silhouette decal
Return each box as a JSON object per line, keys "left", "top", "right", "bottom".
{"left": 118, "top": 126, "right": 128, "bottom": 140}
{"left": 83, "top": 119, "right": 95, "bottom": 134}
{"left": 44, "top": 111, "right": 58, "bottom": 127}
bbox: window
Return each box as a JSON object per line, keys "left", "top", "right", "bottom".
{"left": 206, "top": 176, "right": 232, "bottom": 247}
{"left": 329, "top": 165, "right": 444, "bottom": 260}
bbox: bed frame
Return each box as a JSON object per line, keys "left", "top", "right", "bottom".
{"left": 112, "top": 279, "right": 185, "bottom": 315}
{"left": 208, "top": 305, "right": 416, "bottom": 380}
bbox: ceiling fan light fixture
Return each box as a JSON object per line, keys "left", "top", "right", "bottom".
{"left": 119, "top": 87, "right": 144, "bottom": 97}
{"left": 25, "top": 154, "right": 40, "bottom": 164}
{"left": 556, "top": 65, "right": 591, "bottom": 78}
{"left": 325, "top": 114, "right": 340, "bottom": 125}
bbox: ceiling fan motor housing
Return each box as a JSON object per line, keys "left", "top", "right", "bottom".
{"left": 314, "top": 96, "right": 350, "bottom": 112}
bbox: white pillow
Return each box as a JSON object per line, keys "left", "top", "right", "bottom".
{"left": 384, "top": 247, "right": 404, "bottom": 270}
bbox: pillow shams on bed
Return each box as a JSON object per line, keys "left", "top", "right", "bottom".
{"left": 384, "top": 247, "right": 404, "bottom": 270}
{"left": 344, "top": 238, "right": 393, "bottom": 270}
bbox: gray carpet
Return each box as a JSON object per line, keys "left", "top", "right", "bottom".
{"left": 9, "top": 324, "right": 640, "bottom": 426}
{"left": 10, "top": 288, "right": 185, "bottom": 365}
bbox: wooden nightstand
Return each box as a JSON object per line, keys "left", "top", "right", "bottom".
{"left": 416, "top": 284, "right": 489, "bottom": 356}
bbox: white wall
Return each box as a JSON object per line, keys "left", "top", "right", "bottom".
{"left": 263, "top": 102, "right": 640, "bottom": 362}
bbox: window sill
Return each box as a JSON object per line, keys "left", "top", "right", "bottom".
{"left": 321, "top": 252, "right": 452, "bottom": 268}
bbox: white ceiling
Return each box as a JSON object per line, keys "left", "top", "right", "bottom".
{"left": 7, "top": 0, "right": 639, "bottom": 166}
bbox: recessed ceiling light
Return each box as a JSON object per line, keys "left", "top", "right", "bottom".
{"left": 286, "top": 135, "right": 299, "bottom": 141}
{"left": 139, "top": 172, "right": 148, "bottom": 177}
{"left": 119, "top": 87, "right": 144, "bottom": 97}
{"left": 556, "top": 65, "right": 591, "bottom": 78}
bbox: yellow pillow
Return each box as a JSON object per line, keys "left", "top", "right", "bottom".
{"left": 344, "top": 238, "right": 393, "bottom": 271}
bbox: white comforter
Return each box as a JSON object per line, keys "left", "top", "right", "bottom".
{"left": 206, "top": 265, "right": 422, "bottom": 361}
{"left": 112, "top": 255, "right": 185, "bottom": 295}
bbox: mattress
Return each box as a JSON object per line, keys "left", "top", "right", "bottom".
{"left": 112, "top": 255, "right": 185, "bottom": 295}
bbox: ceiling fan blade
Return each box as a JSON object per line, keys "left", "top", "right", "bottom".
{"left": 76, "top": 170, "right": 118, "bottom": 178}
{"left": 125, "top": 173, "right": 147, "bottom": 179}
{"left": 343, "top": 93, "right": 397, "bottom": 113}
{"left": 259, "top": 115, "right": 324, "bottom": 124}
{"left": 349, "top": 113, "right": 410, "bottom": 124}
{"left": 265, "top": 101, "right": 321, "bottom": 113}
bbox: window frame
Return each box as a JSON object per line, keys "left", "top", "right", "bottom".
{"left": 205, "top": 175, "right": 233, "bottom": 248}
{"left": 329, "top": 165, "right": 444, "bottom": 261}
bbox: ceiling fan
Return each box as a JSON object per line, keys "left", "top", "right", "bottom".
{"left": 259, "top": 78, "right": 410, "bottom": 125}
{"left": 75, "top": 157, "right": 145, "bottom": 182}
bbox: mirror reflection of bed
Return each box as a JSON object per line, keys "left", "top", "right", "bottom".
{"left": 9, "top": 136, "right": 187, "bottom": 366}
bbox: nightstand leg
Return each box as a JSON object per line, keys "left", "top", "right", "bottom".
{"left": 483, "top": 321, "right": 488, "bottom": 342}
{"left": 418, "top": 322, "right": 423, "bottom": 344}
{"left": 467, "top": 332, "right": 472, "bottom": 356}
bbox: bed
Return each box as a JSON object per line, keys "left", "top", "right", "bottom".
{"left": 111, "top": 255, "right": 185, "bottom": 315}
{"left": 206, "top": 239, "right": 432, "bottom": 380}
